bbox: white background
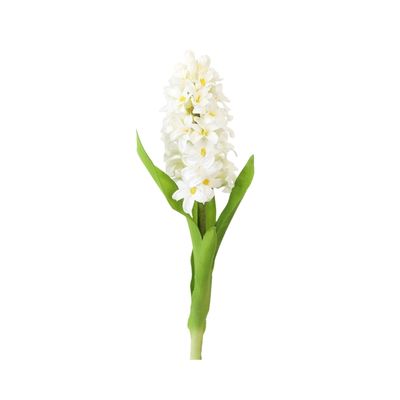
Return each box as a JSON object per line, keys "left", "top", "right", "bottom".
{"left": 1, "top": 0, "right": 399, "bottom": 398}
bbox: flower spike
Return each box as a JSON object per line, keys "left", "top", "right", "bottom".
{"left": 137, "top": 52, "right": 254, "bottom": 359}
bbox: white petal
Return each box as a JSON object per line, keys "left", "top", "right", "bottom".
{"left": 183, "top": 195, "right": 195, "bottom": 215}
{"left": 202, "top": 155, "right": 216, "bottom": 169}
{"left": 172, "top": 188, "right": 185, "bottom": 201}
{"left": 161, "top": 52, "right": 237, "bottom": 197}
{"left": 204, "top": 187, "right": 215, "bottom": 201}
{"left": 208, "top": 131, "right": 219, "bottom": 144}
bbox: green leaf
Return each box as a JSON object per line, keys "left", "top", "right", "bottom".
{"left": 136, "top": 131, "right": 187, "bottom": 217}
{"left": 205, "top": 198, "right": 216, "bottom": 232}
{"left": 216, "top": 155, "right": 254, "bottom": 250}
{"left": 190, "top": 252, "right": 195, "bottom": 294}
{"left": 196, "top": 198, "right": 216, "bottom": 237}
{"left": 187, "top": 217, "right": 202, "bottom": 256}
{"left": 187, "top": 215, "right": 208, "bottom": 295}
{"left": 137, "top": 131, "right": 204, "bottom": 293}
{"left": 189, "top": 199, "right": 216, "bottom": 293}
{"left": 187, "top": 226, "right": 218, "bottom": 332}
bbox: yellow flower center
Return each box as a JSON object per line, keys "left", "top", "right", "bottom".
{"left": 185, "top": 103, "right": 194, "bottom": 114}
{"left": 209, "top": 111, "right": 216, "bottom": 117}
{"left": 202, "top": 178, "right": 210, "bottom": 185}
{"left": 195, "top": 95, "right": 201, "bottom": 103}
{"left": 179, "top": 96, "right": 187, "bottom": 103}
{"left": 201, "top": 129, "right": 208, "bottom": 136}
{"left": 200, "top": 78, "right": 206, "bottom": 86}
{"left": 190, "top": 187, "right": 197, "bottom": 195}
{"left": 200, "top": 147, "right": 206, "bottom": 157}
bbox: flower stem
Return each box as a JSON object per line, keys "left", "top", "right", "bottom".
{"left": 187, "top": 207, "right": 217, "bottom": 360}
{"left": 190, "top": 329, "right": 204, "bottom": 360}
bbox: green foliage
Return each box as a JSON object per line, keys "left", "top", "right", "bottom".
{"left": 196, "top": 198, "right": 216, "bottom": 237}
{"left": 137, "top": 131, "right": 254, "bottom": 357}
{"left": 216, "top": 155, "right": 254, "bottom": 250}
{"left": 136, "top": 132, "right": 186, "bottom": 217}
{"left": 136, "top": 133, "right": 254, "bottom": 249}
{"left": 187, "top": 226, "right": 218, "bottom": 333}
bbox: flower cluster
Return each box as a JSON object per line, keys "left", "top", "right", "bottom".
{"left": 161, "top": 51, "right": 236, "bottom": 215}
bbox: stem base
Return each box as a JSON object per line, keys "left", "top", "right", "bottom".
{"left": 190, "top": 330, "right": 204, "bottom": 360}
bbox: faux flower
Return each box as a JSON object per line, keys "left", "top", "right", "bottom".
{"left": 137, "top": 52, "right": 254, "bottom": 359}
{"left": 162, "top": 51, "right": 236, "bottom": 215}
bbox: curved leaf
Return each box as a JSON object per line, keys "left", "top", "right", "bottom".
{"left": 216, "top": 155, "right": 254, "bottom": 250}
{"left": 136, "top": 131, "right": 186, "bottom": 216}
{"left": 187, "top": 226, "right": 218, "bottom": 332}
{"left": 196, "top": 198, "right": 216, "bottom": 237}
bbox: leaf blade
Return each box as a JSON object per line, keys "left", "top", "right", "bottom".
{"left": 136, "top": 131, "right": 186, "bottom": 216}
{"left": 188, "top": 226, "right": 218, "bottom": 332}
{"left": 215, "top": 155, "right": 254, "bottom": 250}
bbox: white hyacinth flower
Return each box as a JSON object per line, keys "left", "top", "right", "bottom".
{"left": 162, "top": 51, "right": 237, "bottom": 216}
{"left": 136, "top": 50, "right": 254, "bottom": 360}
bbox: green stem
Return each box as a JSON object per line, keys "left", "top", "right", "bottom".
{"left": 187, "top": 223, "right": 217, "bottom": 360}
{"left": 190, "top": 329, "right": 204, "bottom": 360}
